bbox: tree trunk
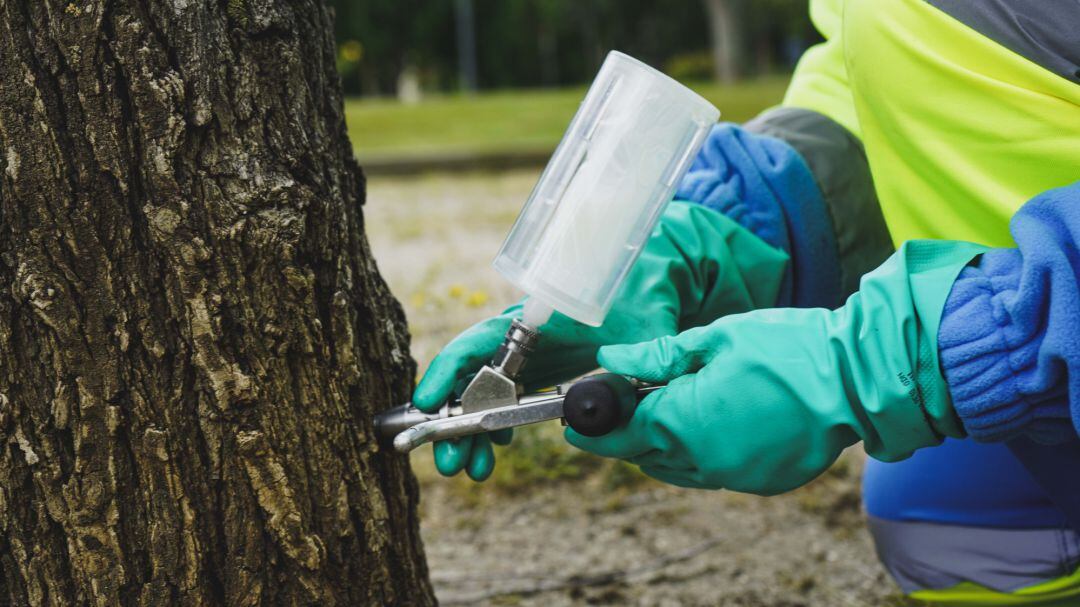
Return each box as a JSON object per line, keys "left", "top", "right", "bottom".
{"left": 0, "top": 0, "right": 434, "bottom": 605}
{"left": 704, "top": 0, "right": 739, "bottom": 84}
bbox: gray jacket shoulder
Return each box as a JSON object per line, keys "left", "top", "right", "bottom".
{"left": 928, "top": 0, "right": 1080, "bottom": 83}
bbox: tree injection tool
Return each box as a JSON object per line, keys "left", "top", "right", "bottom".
{"left": 376, "top": 51, "right": 719, "bottom": 451}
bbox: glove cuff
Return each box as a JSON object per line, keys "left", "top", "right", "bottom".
{"left": 746, "top": 108, "right": 894, "bottom": 303}
{"left": 675, "top": 124, "right": 793, "bottom": 260}
{"left": 678, "top": 122, "right": 833, "bottom": 307}
{"left": 677, "top": 112, "right": 894, "bottom": 311}
{"left": 855, "top": 240, "right": 984, "bottom": 459}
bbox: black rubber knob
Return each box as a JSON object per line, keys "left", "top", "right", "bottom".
{"left": 563, "top": 374, "right": 638, "bottom": 437}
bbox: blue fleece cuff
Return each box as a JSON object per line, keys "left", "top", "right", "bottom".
{"left": 675, "top": 123, "right": 841, "bottom": 309}
{"left": 939, "top": 182, "right": 1080, "bottom": 444}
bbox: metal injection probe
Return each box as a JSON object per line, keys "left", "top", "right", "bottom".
{"left": 374, "top": 319, "right": 658, "bottom": 452}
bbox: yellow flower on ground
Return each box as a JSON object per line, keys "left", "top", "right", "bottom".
{"left": 466, "top": 291, "right": 489, "bottom": 307}
{"left": 448, "top": 284, "right": 465, "bottom": 299}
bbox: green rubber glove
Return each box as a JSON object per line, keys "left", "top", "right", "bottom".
{"left": 567, "top": 240, "right": 987, "bottom": 495}
{"left": 413, "top": 201, "right": 789, "bottom": 480}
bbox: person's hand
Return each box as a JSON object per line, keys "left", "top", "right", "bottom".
{"left": 412, "top": 201, "right": 789, "bottom": 480}
{"left": 567, "top": 240, "right": 985, "bottom": 495}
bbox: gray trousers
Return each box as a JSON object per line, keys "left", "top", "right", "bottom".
{"left": 868, "top": 515, "right": 1080, "bottom": 594}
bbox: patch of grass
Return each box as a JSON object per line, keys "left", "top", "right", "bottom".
{"left": 345, "top": 76, "right": 789, "bottom": 159}
{"left": 410, "top": 421, "right": 659, "bottom": 502}
{"left": 487, "top": 424, "right": 601, "bottom": 493}
{"left": 602, "top": 459, "right": 652, "bottom": 492}
{"left": 409, "top": 424, "right": 597, "bottom": 499}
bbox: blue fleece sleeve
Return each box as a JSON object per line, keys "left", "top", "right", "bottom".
{"left": 939, "top": 182, "right": 1080, "bottom": 444}
{"left": 675, "top": 123, "right": 841, "bottom": 309}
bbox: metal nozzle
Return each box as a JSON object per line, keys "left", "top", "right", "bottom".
{"left": 375, "top": 404, "right": 449, "bottom": 444}
{"left": 490, "top": 319, "right": 540, "bottom": 379}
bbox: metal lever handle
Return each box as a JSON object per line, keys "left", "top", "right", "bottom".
{"left": 375, "top": 374, "right": 660, "bottom": 453}
{"left": 387, "top": 391, "right": 566, "bottom": 452}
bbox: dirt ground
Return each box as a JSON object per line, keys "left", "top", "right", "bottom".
{"left": 365, "top": 171, "right": 914, "bottom": 606}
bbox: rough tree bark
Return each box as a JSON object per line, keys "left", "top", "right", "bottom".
{"left": 0, "top": 0, "right": 435, "bottom": 604}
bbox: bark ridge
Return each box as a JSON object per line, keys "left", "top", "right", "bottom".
{"left": 0, "top": 0, "right": 433, "bottom": 604}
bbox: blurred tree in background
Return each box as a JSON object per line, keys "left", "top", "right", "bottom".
{"left": 333, "top": 0, "right": 817, "bottom": 97}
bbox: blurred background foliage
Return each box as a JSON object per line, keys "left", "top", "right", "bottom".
{"left": 332, "top": 0, "right": 817, "bottom": 97}
{"left": 345, "top": 78, "right": 789, "bottom": 159}
{"left": 337, "top": 1, "right": 811, "bottom": 163}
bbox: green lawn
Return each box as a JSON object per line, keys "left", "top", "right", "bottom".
{"left": 345, "top": 76, "right": 790, "bottom": 161}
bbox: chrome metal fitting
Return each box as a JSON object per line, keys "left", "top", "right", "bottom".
{"left": 490, "top": 319, "right": 540, "bottom": 379}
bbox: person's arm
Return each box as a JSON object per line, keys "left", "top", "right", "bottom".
{"left": 566, "top": 182, "right": 1080, "bottom": 495}
{"left": 939, "top": 182, "right": 1080, "bottom": 444}
{"left": 676, "top": 0, "right": 893, "bottom": 311}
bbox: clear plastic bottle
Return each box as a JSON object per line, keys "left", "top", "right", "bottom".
{"left": 494, "top": 51, "right": 719, "bottom": 327}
